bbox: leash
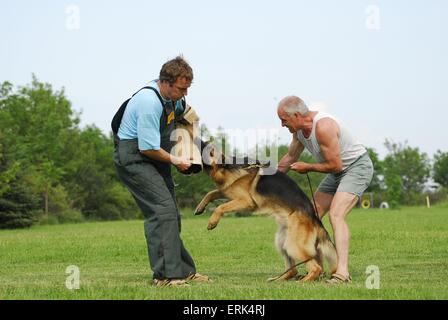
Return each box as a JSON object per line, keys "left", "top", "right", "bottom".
{"left": 244, "top": 164, "right": 263, "bottom": 170}
{"left": 268, "top": 258, "right": 312, "bottom": 282}
{"left": 306, "top": 173, "right": 319, "bottom": 218}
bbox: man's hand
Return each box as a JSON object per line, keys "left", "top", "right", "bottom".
{"left": 290, "top": 162, "right": 310, "bottom": 174}
{"left": 277, "top": 135, "right": 304, "bottom": 173}
{"left": 172, "top": 156, "right": 192, "bottom": 172}
{"left": 175, "top": 161, "right": 192, "bottom": 172}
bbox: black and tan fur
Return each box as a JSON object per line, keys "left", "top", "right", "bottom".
{"left": 195, "top": 148, "right": 337, "bottom": 282}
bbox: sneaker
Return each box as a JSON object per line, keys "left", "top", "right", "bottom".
{"left": 153, "top": 279, "right": 190, "bottom": 287}
{"left": 185, "top": 273, "right": 213, "bottom": 282}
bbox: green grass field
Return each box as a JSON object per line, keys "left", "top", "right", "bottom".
{"left": 1, "top": 206, "right": 447, "bottom": 300}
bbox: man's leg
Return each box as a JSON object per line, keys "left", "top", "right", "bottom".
{"left": 314, "top": 191, "right": 334, "bottom": 219}
{"left": 162, "top": 173, "right": 197, "bottom": 275}
{"left": 314, "top": 174, "right": 337, "bottom": 219}
{"left": 327, "top": 191, "right": 358, "bottom": 279}
{"left": 116, "top": 162, "right": 196, "bottom": 280}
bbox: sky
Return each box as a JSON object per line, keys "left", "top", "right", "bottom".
{"left": 1, "top": 0, "right": 447, "bottom": 159}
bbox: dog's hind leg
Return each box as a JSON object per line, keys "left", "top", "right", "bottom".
{"left": 267, "top": 224, "right": 298, "bottom": 282}
{"left": 317, "top": 229, "right": 338, "bottom": 275}
{"left": 285, "top": 213, "right": 323, "bottom": 282}
{"left": 194, "top": 189, "right": 223, "bottom": 215}
{"left": 301, "top": 258, "right": 323, "bottom": 282}
{"left": 285, "top": 246, "right": 322, "bottom": 282}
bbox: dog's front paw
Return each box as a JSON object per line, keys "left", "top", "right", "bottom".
{"left": 194, "top": 206, "right": 205, "bottom": 216}
{"left": 207, "top": 219, "right": 219, "bottom": 230}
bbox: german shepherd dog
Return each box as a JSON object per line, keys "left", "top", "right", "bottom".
{"left": 194, "top": 145, "right": 337, "bottom": 282}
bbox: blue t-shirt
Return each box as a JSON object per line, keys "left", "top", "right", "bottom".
{"left": 117, "top": 80, "right": 183, "bottom": 151}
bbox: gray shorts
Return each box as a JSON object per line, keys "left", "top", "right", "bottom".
{"left": 317, "top": 152, "right": 374, "bottom": 198}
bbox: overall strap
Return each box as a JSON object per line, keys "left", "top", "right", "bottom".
{"left": 111, "top": 85, "right": 170, "bottom": 136}
{"left": 132, "top": 86, "right": 164, "bottom": 106}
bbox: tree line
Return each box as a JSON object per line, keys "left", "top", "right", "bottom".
{"left": 1, "top": 77, "right": 447, "bottom": 229}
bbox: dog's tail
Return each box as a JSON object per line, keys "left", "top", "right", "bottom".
{"left": 316, "top": 229, "right": 338, "bottom": 274}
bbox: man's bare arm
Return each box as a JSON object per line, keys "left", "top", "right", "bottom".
{"left": 277, "top": 135, "right": 304, "bottom": 173}
{"left": 140, "top": 149, "right": 191, "bottom": 172}
{"left": 291, "top": 118, "right": 342, "bottom": 174}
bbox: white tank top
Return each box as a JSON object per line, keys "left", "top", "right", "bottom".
{"left": 296, "top": 112, "right": 366, "bottom": 171}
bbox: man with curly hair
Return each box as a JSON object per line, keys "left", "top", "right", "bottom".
{"left": 113, "top": 56, "right": 210, "bottom": 287}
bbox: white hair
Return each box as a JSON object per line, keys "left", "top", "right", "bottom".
{"left": 280, "top": 96, "right": 309, "bottom": 116}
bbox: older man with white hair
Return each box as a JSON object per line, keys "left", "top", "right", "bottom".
{"left": 276, "top": 96, "right": 373, "bottom": 284}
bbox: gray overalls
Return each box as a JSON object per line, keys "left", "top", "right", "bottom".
{"left": 113, "top": 89, "right": 196, "bottom": 280}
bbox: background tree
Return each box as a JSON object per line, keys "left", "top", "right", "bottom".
{"left": 383, "top": 140, "right": 431, "bottom": 206}
{"left": 0, "top": 179, "right": 40, "bottom": 229}
{"left": 433, "top": 150, "right": 448, "bottom": 188}
{"left": 383, "top": 173, "right": 402, "bottom": 209}
{"left": 0, "top": 76, "right": 138, "bottom": 228}
{"left": 365, "top": 147, "right": 383, "bottom": 192}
